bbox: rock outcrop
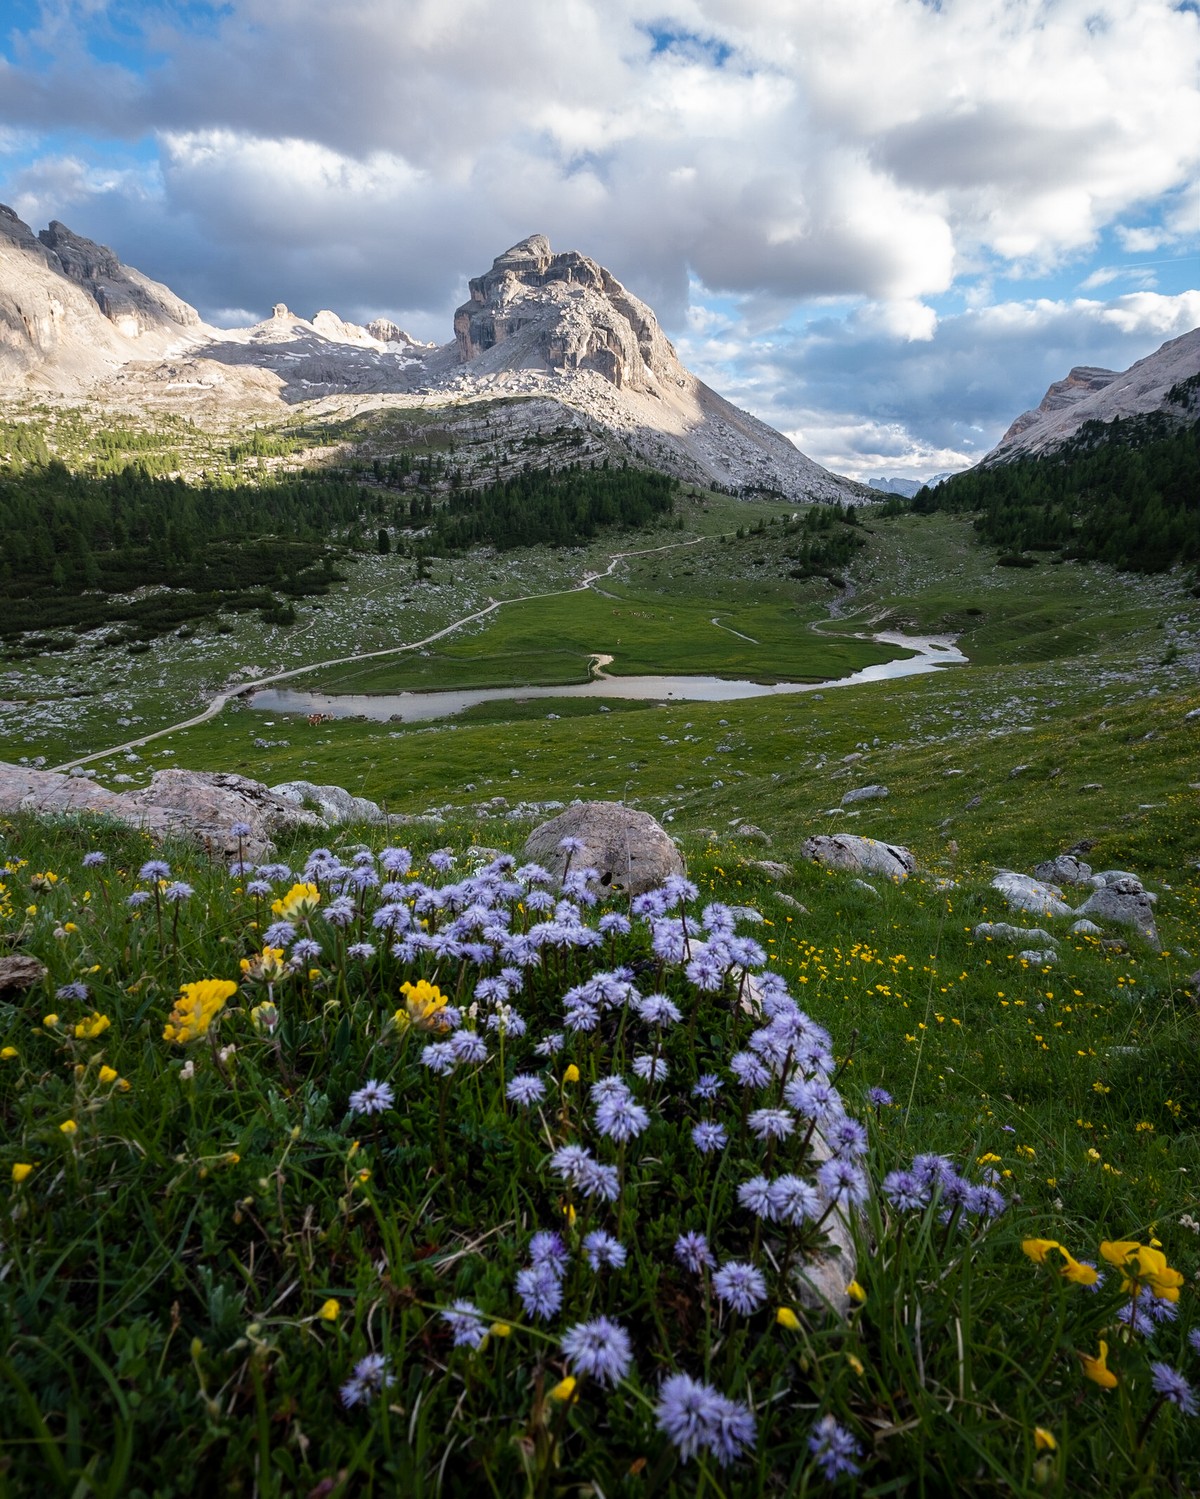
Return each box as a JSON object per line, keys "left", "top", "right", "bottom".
{"left": 800, "top": 835, "right": 915, "bottom": 882}
{"left": 522, "top": 801, "right": 685, "bottom": 896}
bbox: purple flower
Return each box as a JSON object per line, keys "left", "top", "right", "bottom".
{"left": 583, "top": 1230, "right": 627, "bottom": 1270}
{"left": 655, "top": 1373, "right": 755, "bottom": 1466}
{"left": 737, "top": 1176, "right": 778, "bottom": 1220}
{"left": 784, "top": 1076, "right": 843, "bottom": 1120}
{"left": 595, "top": 1094, "right": 651, "bottom": 1142}
{"left": 126, "top": 891, "right": 151, "bottom": 909}
{"left": 346, "top": 941, "right": 376, "bottom": 961}
{"left": 340, "top": 1351, "right": 392, "bottom": 1407}
{"left": 56, "top": 981, "right": 89, "bottom": 1002}
{"left": 599, "top": 912, "right": 631, "bottom": 936}
{"left": 769, "top": 1174, "right": 822, "bottom": 1225}
{"left": 558, "top": 835, "right": 585, "bottom": 855}
{"left": 712, "top": 1261, "right": 768, "bottom": 1315}
{"left": 808, "top": 1414, "right": 862, "bottom": 1480}
{"left": 420, "top": 1042, "right": 456, "bottom": 1075}
{"left": 730, "top": 1052, "right": 772, "bottom": 1089}
{"left": 507, "top": 1074, "right": 546, "bottom": 1108}
{"left": 816, "top": 1157, "right": 870, "bottom": 1209}
{"left": 912, "top": 1153, "right": 956, "bottom": 1190}
{"left": 380, "top": 846, "right": 412, "bottom": 875}
{"left": 561, "top": 1317, "right": 632, "bottom": 1386}
{"left": 229, "top": 821, "right": 252, "bottom": 839}
{"left": 291, "top": 937, "right": 322, "bottom": 963}
{"left": 530, "top": 1231, "right": 570, "bottom": 1277}
{"left": 441, "top": 1299, "right": 488, "bottom": 1349}
{"left": 1188, "top": 1327, "right": 1200, "bottom": 1356}
{"left": 138, "top": 860, "right": 171, "bottom": 882}
{"left": 686, "top": 952, "right": 727, "bottom": 991}
{"left": 1150, "top": 1362, "right": 1198, "bottom": 1415}
{"left": 692, "top": 1122, "right": 728, "bottom": 1154}
{"left": 579, "top": 1159, "right": 621, "bottom": 1202}
{"left": 81, "top": 851, "right": 107, "bottom": 868}
{"left": 674, "top": 1231, "right": 715, "bottom": 1272}
{"left": 692, "top": 1073, "right": 724, "bottom": 1100}
{"left": 637, "top": 993, "right": 682, "bottom": 1027}
{"left": 262, "top": 920, "right": 296, "bottom": 948}
{"left": 348, "top": 1079, "right": 394, "bottom": 1116}
{"left": 516, "top": 1263, "right": 563, "bottom": 1321}
{"left": 428, "top": 850, "right": 455, "bottom": 873}
{"left": 867, "top": 1086, "right": 893, "bottom": 1107}
{"left": 882, "top": 1169, "right": 928, "bottom": 1212}
{"left": 550, "top": 1144, "right": 593, "bottom": 1186}
{"left": 632, "top": 1054, "right": 669, "bottom": 1083}
{"left": 534, "top": 1032, "right": 564, "bottom": 1056}
{"left": 245, "top": 879, "right": 272, "bottom": 898}
{"left": 825, "top": 1116, "right": 869, "bottom": 1158}
{"left": 450, "top": 1030, "right": 488, "bottom": 1064}
{"left": 747, "top": 1107, "right": 794, "bottom": 1142}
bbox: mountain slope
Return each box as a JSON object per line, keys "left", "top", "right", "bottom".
{"left": 985, "top": 327, "right": 1200, "bottom": 461}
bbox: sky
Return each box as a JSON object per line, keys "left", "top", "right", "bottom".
{"left": 1, "top": 0, "right": 1199, "bottom": 483}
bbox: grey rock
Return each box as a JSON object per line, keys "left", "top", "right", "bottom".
{"left": 1033, "top": 855, "right": 1093, "bottom": 886}
{"left": 1070, "top": 919, "right": 1104, "bottom": 937}
{"left": 271, "top": 779, "right": 384, "bottom": 826}
{"left": 522, "top": 801, "right": 684, "bottom": 896}
{"left": 801, "top": 834, "right": 916, "bottom": 882}
{"left": 973, "top": 922, "right": 1059, "bottom": 946}
{"left": 852, "top": 879, "right": 879, "bottom": 896}
{"left": 841, "top": 784, "right": 889, "bottom": 805}
{"left": 990, "top": 871, "right": 1074, "bottom": 918}
{"left": 734, "top": 823, "right": 771, "bottom": 843}
{"left": 0, "top": 954, "right": 48, "bottom": 992}
{"left": 775, "top": 893, "right": 809, "bottom": 913}
{"left": 1076, "top": 885, "right": 1160, "bottom": 945}
{"left": 1018, "top": 948, "right": 1058, "bottom": 966}
{"left": 747, "top": 860, "right": 791, "bottom": 879}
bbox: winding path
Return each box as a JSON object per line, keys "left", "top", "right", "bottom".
{"left": 52, "top": 534, "right": 710, "bottom": 771}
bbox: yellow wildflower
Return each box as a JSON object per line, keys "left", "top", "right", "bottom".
{"left": 775, "top": 1306, "right": 801, "bottom": 1331}
{"left": 1079, "top": 1339, "right": 1118, "bottom": 1389}
{"left": 42, "top": 1014, "right": 59, "bottom": 1028}
{"left": 563, "top": 1064, "right": 581, "bottom": 1084}
{"left": 550, "top": 1376, "right": 578, "bottom": 1402}
{"left": 1021, "top": 1238, "right": 1098, "bottom": 1286}
{"left": 73, "top": 1011, "right": 111, "bottom": 1040}
{"left": 97, "top": 1065, "right": 119, "bottom": 1085}
{"left": 1100, "top": 1240, "right": 1184, "bottom": 1302}
{"left": 395, "top": 979, "right": 450, "bottom": 1033}
{"left": 163, "top": 979, "right": 237, "bottom": 1045}
{"left": 59, "top": 1120, "right": 78, "bottom": 1136}
{"left": 1034, "top": 1427, "right": 1057, "bottom": 1451}
{"left": 250, "top": 1001, "right": 280, "bottom": 1034}
{"left": 0, "top": 1046, "right": 17, "bottom": 1060}
{"left": 240, "top": 947, "right": 289, "bottom": 984}
{"left": 12, "top": 1162, "right": 34, "bottom": 1183}
{"left": 317, "top": 1299, "right": 340, "bottom": 1323}
{"left": 489, "top": 1322, "right": 512, "bottom": 1338}
{"left": 846, "top": 1280, "right": 867, "bottom": 1304}
{"left": 270, "top": 882, "right": 320, "bottom": 920}
{"left": 847, "top": 1353, "right": 864, "bottom": 1376}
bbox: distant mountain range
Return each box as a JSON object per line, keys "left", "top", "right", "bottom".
{"left": 868, "top": 474, "right": 955, "bottom": 497}
{"left": 0, "top": 208, "right": 866, "bottom": 503}
{"left": 984, "top": 326, "right": 1200, "bottom": 461}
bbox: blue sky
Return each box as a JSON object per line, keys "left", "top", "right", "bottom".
{"left": 1, "top": 0, "right": 1198, "bottom": 481}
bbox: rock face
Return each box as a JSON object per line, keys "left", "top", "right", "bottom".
{"left": 990, "top": 871, "right": 1074, "bottom": 919}
{"left": 800, "top": 835, "right": 915, "bottom": 882}
{"left": 271, "top": 780, "right": 385, "bottom": 825}
{"left": 985, "top": 326, "right": 1200, "bottom": 461}
{"left": 522, "top": 801, "right": 685, "bottom": 896}
{"left": 842, "top": 785, "right": 889, "bottom": 805}
{"left": 973, "top": 922, "right": 1058, "bottom": 946}
{"left": 1033, "top": 854, "right": 1094, "bottom": 887}
{"left": 1076, "top": 881, "right": 1160, "bottom": 946}
{"left": 0, "top": 204, "right": 202, "bottom": 387}
{"left": 0, "top": 762, "right": 322, "bottom": 860}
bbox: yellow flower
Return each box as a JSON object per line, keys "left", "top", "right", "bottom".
{"left": 563, "top": 1064, "right": 581, "bottom": 1084}
{"left": 1022, "top": 1238, "right": 1098, "bottom": 1286}
{"left": 270, "top": 882, "right": 320, "bottom": 920}
{"left": 12, "top": 1162, "right": 33, "bottom": 1183}
{"left": 163, "top": 979, "right": 237, "bottom": 1045}
{"left": 97, "top": 1065, "right": 119, "bottom": 1085}
{"left": 776, "top": 1306, "right": 801, "bottom": 1331}
{"left": 395, "top": 979, "right": 450, "bottom": 1033}
{"left": 0, "top": 1046, "right": 17, "bottom": 1060}
{"left": 489, "top": 1322, "right": 512, "bottom": 1338}
{"left": 846, "top": 1280, "right": 867, "bottom": 1304}
{"left": 240, "top": 947, "right": 289, "bottom": 984}
{"left": 1034, "top": 1427, "right": 1057, "bottom": 1452}
{"left": 26, "top": 905, "right": 37, "bottom": 916}
{"left": 976, "top": 1152, "right": 1002, "bottom": 1165}
{"left": 73, "top": 1011, "right": 111, "bottom": 1040}
{"left": 42, "top": 1013, "right": 59, "bottom": 1028}
{"left": 59, "top": 1120, "right": 78, "bottom": 1136}
{"left": 317, "top": 1299, "right": 340, "bottom": 1323}
{"left": 1022, "top": 1239, "right": 1062, "bottom": 1265}
{"left": 1079, "top": 1339, "right": 1118, "bottom": 1389}
{"left": 250, "top": 1001, "right": 279, "bottom": 1034}
{"left": 1100, "top": 1240, "right": 1184, "bottom": 1302}
{"left": 550, "top": 1376, "right": 578, "bottom": 1402}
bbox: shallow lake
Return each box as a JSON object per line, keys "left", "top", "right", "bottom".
{"left": 247, "top": 633, "right": 965, "bottom": 723}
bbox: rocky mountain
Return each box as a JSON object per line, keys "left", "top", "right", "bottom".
{"left": 985, "top": 327, "right": 1200, "bottom": 461}
{"left": 0, "top": 206, "right": 203, "bottom": 389}
{"left": 0, "top": 210, "right": 863, "bottom": 503}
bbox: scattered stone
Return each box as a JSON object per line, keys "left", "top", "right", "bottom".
{"left": 1080, "top": 783, "right": 1103, "bottom": 792}
{"left": 990, "top": 871, "right": 1074, "bottom": 918}
{"left": 1101, "top": 938, "right": 1130, "bottom": 954}
{"left": 1075, "top": 884, "right": 1160, "bottom": 946}
{"left": 1018, "top": 948, "right": 1058, "bottom": 966}
{"left": 801, "top": 835, "right": 916, "bottom": 882}
{"left": 852, "top": 879, "right": 879, "bottom": 896}
{"left": 1033, "top": 855, "right": 1093, "bottom": 886}
{"left": 748, "top": 860, "right": 791, "bottom": 879}
{"left": 1070, "top": 919, "right": 1104, "bottom": 937}
{"left": 734, "top": 823, "right": 771, "bottom": 843}
{"left": 841, "top": 784, "right": 889, "bottom": 805}
{"left": 1009, "top": 765, "right": 1029, "bottom": 778}
{"left": 0, "top": 954, "right": 47, "bottom": 992}
{"left": 775, "top": 893, "right": 809, "bottom": 913}
{"left": 271, "top": 780, "right": 385, "bottom": 825}
{"left": 973, "top": 922, "right": 1059, "bottom": 946}
{"left": 965, "top": 794, "right": 983, "bottom": 810}
{"left": 522, "top": 801, "right": 684, "bottom": 896}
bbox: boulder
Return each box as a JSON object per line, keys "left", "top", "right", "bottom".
{"left": 973, "top": 922, "right": 1059, "bottom": 946}
{"left": 990, "top": 871, "right": 1073, "bottom": 919}
{"left": 1070, "top": 919, "right": 1104, "bottom": 937}
{"left": 1075, "top": 885, "right": 1160, "bottom": 946}
{"left": 522, "top": 801, "right": 684, "bottom": 896}
{"left": 1018, "top": 948, "right": 1058, "bottom": 966}
{"left": 841, "top": 785, "right": 889, "bottom": 805}
{"left": 801, "top": 835, "right": 916, "bottom": 882}
{"left": 271, "top": 780, "right": 384, "bottom": 825}
{"left": 1033, "top": 854, "right": 1093, "bottom": 886}
{"left": 0, "top": 954, "right": 48, "bottom": 992}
